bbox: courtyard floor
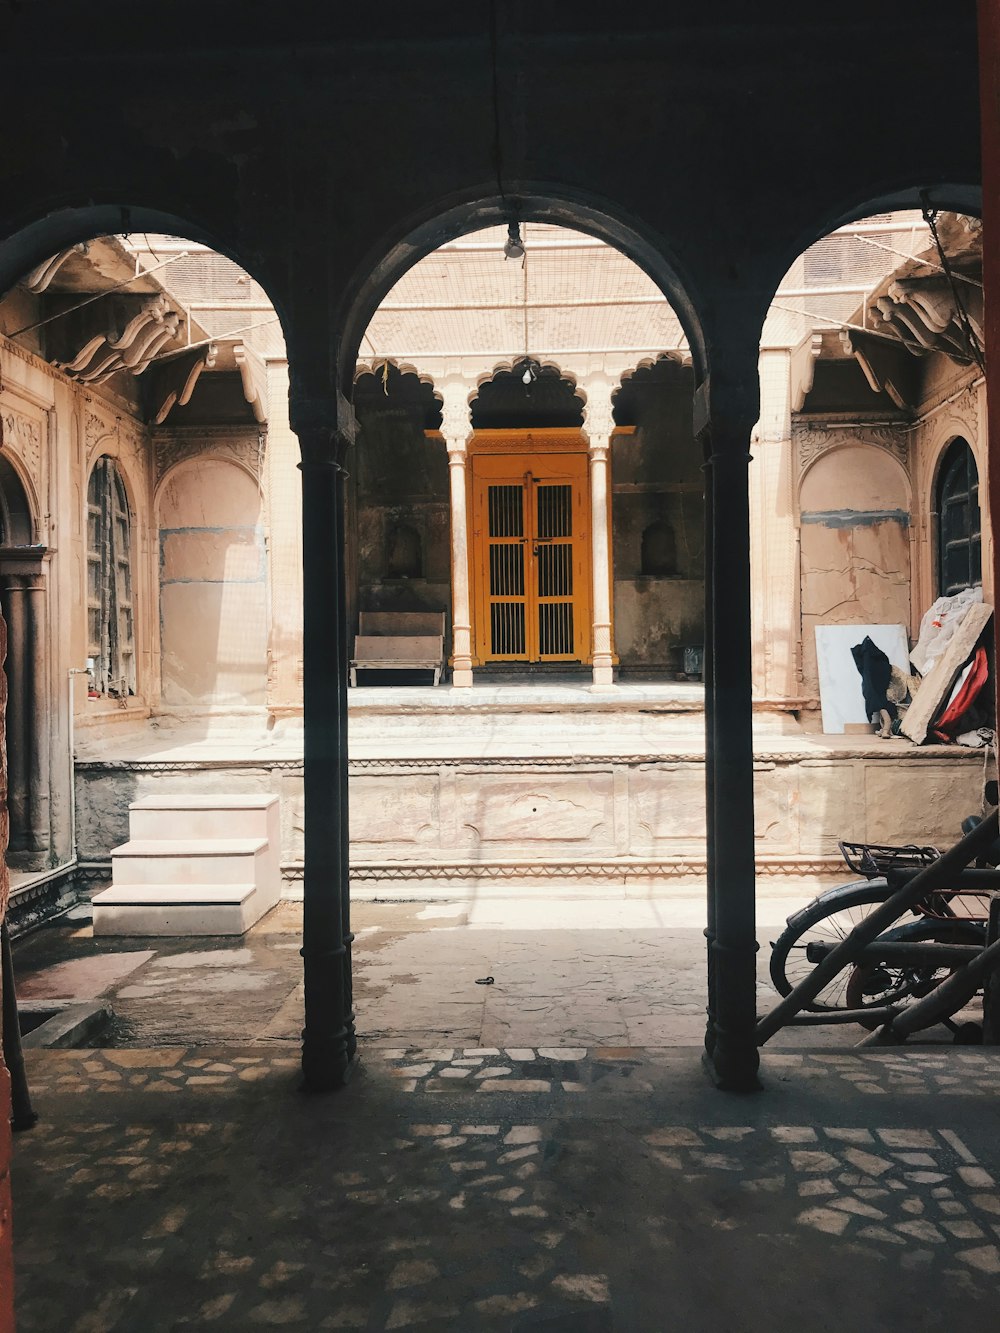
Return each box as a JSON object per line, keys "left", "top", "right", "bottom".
{"left": 8, "top": 895, "right": 1000, "bottom": 1329}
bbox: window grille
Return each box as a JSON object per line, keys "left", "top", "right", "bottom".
{"left": 937, "top": 438, "right": 981, "bottom": 596}
{"left": 87, "top": 457, "right": 136, "bottom": 697}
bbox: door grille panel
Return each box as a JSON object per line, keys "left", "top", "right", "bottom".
{"left": 537, "top": 543, "right": 572, "bottom": 598}
{"left": 488, "top": 485, "right": 524, "bottom": 538}
{"left": 489, "top": 542, "right": 525, "bottom": 597}
{"left": 537, "top": 484, "right": 572, "bottom": 538}
{"left": 491, "top": 602, "right": 526, "bottom": 656}
{"left": 539, "top": 602, "right": 574, "bottom": 656}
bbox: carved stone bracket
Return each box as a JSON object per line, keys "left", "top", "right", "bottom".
{"left": 150, "top": 345, "right": 217, "bottom": 426}
{"left": 234, "top": 343, "right": 268, "bottom": 423}
{"left": 56, "top": 294, "right": 184, "bottom": 385}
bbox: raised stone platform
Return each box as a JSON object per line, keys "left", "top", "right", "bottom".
{"left": 72, "top": 685, "right": 986, "bottom": 899}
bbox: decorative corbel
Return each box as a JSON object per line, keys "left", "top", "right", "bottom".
{"left": 234, "top": 343, "right": 268, "bottom": 423}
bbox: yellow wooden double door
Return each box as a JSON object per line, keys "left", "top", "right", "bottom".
{"left": 470, "top": 445, "right": 591, "bottom": 664}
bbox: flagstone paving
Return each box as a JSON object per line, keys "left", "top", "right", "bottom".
{"left": 12, "top": 1045, "right": 1000, "bottom": 1330}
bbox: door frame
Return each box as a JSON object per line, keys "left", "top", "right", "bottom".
{"left": 467, "top": 428, "right": 607, "bottom": 667}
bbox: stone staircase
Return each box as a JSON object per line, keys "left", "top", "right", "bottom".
{"left": 91, "top": 795, "right": 281, "bottom": 936}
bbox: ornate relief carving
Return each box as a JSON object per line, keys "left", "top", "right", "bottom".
{"left": 0, "top": 407, "right": 42, "bottom": 487}
{"left": 582, "top": 377, "right": 616, "bottom": 442}
{"left": 793, "top": 423, "right": 909, "bottom": 475}
{"left": 85, "top": 409, "right": 116, "bottom": 456}
{"left": 438, "top": 377, "right": 473, "bottom": 445}
{"left": 931, "top": 382, "right": 981, "bottom": 445}
{"left": 154, "top": 428, "right": 265, "bottom": 481}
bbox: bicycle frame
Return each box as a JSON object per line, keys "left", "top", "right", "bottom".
{"left": 756, "top": 810, "right": 1000, "bottom": 1045}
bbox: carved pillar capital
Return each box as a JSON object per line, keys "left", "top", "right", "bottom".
{"left": 290, "top": 391, "right": 357, "bottom": 470}
{"left": 582, "top": 375, "right": 618, "bottom": 449}
{"left": 437, "top": 375, "right": 474, "bottom": 451}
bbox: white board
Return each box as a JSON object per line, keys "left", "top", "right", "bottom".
{"left": 815, "top": 624, "right": 910, "bottom": 735}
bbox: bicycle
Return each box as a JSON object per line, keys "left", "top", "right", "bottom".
{"left": 768, "top": 830, "right": 994, "bottom": 1029}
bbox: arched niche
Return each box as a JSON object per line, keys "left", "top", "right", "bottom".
{"left": 0, "top": 454, "right": 35, "bottom": 546}
{"left": 351, "top": 363, "right": 449, "bottom": 624}
{"left": 386, "top": 524, "right": 423, "bottom": 580}
{"left": 641, "top": 520, "right": 677, "bottom": 576}
{"left": 156, "top": 457, "right": 267, "bottom": 707}
{"left": 798, "top": 444, "right": 911, "bottom": 693}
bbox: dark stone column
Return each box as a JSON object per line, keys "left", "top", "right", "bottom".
{"left": 979, "top": 0, "right": 1000, "bottom": 723}
{"left": 293, "top": 395, "right": 357, "bottom": 1092}
{"left": 0, "top": 553, "right": 49, "bottom": 869}
{"left": 698, "top": 377, "right": 761, "bottom": 1092}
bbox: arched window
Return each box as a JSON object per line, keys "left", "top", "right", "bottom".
{"left": 87, "top": 457, "right": 135, "bottom": 697}
{"left": 937, "top": 438, "right": 981, "bottom": 596}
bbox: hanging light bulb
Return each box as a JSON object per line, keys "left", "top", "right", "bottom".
{"left": 521, "top": 360, "right": 538, "bottom": 385}
{"left": 504, "top": 221, "right": 524, "bottom": 260}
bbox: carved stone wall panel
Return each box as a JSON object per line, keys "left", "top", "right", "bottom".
{"left": 457, "top": 772, "right": 614, "bottom": 848}
{"left": 795, "top": 760, "right": 866, "bottom": 854}
{"left": 752, "top": 766, "right": 798, "bottom": 849}
{"left": 350, "top": 774, "right": 440, "bottom": 846}
{"left": 864, "top": 763, "right": 978, "bottom": 847}
{"left": 85, "top": 408, "right": 117, "bottom": 461}
{"left": 629, "top": 766, "right": 707, "bottom": 849}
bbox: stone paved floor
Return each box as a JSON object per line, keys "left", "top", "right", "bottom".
{"left": 9, "top": 892, "right": 1000, "bottom": 1328}
{"left": 12, "top": 1045, "right": 1000, "bottom": 1330}
{"left": 10, "top": 895, "right": 907, "bottom": 1052}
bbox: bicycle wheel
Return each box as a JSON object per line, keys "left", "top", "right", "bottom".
{"left": 770, "top": 881, "right": 986, "bottom": 1013}
{"left": 769, "top": 880, "right": 898, "bottom": 1012}
{"left": 844, "top": 919, "right": 987, "bottom": 1027}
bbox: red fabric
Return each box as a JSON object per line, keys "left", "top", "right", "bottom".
{"left": 931, "top": 645, "right": 990, "bottom": 741}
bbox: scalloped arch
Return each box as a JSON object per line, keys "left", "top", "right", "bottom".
{"left": 354, "top": 358, "right": 443, "bottom": 403}
{"left": 472, "top": 358, "right": 585, "bottom": 405}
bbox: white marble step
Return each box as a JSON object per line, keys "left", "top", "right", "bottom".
{"left": 93, "top": 884, "right": 255, "bottom": 904}
{"left": 92, "top": 884, "right": 256, "bottom": 937}
{"left": 110, "top": 838, "right": 268, "bottom": 886}
{"left": 128, "top": 794, "right": 279, "bottom": 842}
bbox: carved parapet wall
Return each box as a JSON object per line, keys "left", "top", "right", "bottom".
{"left": 72, "top": 743, "right": 985, "bottom": 898}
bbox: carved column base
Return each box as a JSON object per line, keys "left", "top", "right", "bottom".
{"left": 590, "top": 656, "right": 614, "bottom": 688}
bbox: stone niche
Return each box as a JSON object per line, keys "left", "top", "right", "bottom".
{"left": 611, "top": 359, "right": 704, "bottom": 673}
{"left": 352, "top": 367, "right": 450, "bottom": 641}
{"left": 158, "top": 457, "right": 268, "bottom": 706}
{"left": 798, "top": 443, "right": 910, "bottom": 694}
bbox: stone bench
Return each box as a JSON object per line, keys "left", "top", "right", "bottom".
{"left": 350, "top": 611, "right": 445, "bottom": 686}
